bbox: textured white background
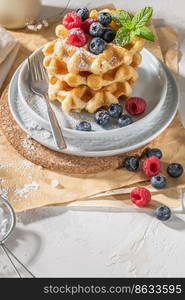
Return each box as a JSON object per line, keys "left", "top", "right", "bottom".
{"left": 1, "top": 0, "right": 185, "bottom": 278}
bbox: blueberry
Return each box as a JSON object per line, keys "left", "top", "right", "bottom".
{"left": 89, "top": 22, "right": 104, "bottom": 37}
{"left": 155, "top": 205, "right": 171, "bottom": 221}
{"left": 146, "top": 148, "right": 162, "bottom": 159}
{"left": 89, "top": 37, "right": 106, "bottom": 54}
{"left": 108, "top": 103, "right": 123, "bottom": 118}
{"left": 98, "top": 12, "right": 112, "bottom": 25}
{"left": 103, "top": 27, "right": 116, "bottom": 42}
{"left": 151, "top": 175, "right": 167, "bottom": 189}
{"left": 95, "top": 110, "right": 110, "bottom": 126}
{"left": 167, "top": 163, "right": 184, "bottom": 178}
{"left": 124, "top": 156, "right": 139, "bottom": 172}
{"left": 76, "top": 8, "right": 89, "bottom": 20}
{"left": 76, "top": 121, "right": 92, "bottom": 131}
{"left": 118, "top": 114, "right": 133, "bottom": 127}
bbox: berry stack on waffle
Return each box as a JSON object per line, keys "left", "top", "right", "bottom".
{"left": 43, "top": 8, "right": 149, "bottom": 113}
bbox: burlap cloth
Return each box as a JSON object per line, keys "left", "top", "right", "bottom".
{"left": 0, "top": 6, "right": 184, "bottom": 212}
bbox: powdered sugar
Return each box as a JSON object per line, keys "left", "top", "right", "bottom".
{"left": 40, "top": 130, "right": 52, "bottom": 139}
{"left": 51, "top": 179, "right": 59, "bottom": 188}
{"left": 21, "top": 138, "right": 36, "bottom": 151}
{"left": 27, "top": 120, "right": 42, "bottom": 131}
{"left": 15, "top": 182, "right": 39, "bottom": 198}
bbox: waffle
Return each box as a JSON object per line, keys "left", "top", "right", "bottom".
{"left": 43, "top": 46, "right": 139, "bottom": 90}
{"left": 48, "top": 79, "right": 132, "bottom": 113}
{"left": 43, "top": 26, "right": 144, "bottom": 75}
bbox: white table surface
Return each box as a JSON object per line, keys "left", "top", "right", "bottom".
{"left": 1, "top": 0, "right": 185, "bottom": 278}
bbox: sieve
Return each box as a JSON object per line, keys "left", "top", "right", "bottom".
{"left": 0, "top": 195, "right": 35, "bottom": 278}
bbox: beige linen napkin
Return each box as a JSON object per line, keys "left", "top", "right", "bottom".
{"left": 0, "top": 26, "right": 19, "bottom": 88}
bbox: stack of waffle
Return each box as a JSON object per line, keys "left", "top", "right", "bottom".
{"left": 43, "top": 10, "right": 145, "bottom": 113}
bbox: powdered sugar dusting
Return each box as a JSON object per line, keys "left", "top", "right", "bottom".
{"left": 15, "top": 182, "right": 39, "bottom": 198}
{"left": 21, "top": 138, "right": 36, "bottom": 151}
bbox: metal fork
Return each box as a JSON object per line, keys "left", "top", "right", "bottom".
{"left": 28, "top": 55, "right": 66, "bottom": 150}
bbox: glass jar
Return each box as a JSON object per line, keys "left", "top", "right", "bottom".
{"left": 0, "top": 0, "right": 41, "bottom": 29}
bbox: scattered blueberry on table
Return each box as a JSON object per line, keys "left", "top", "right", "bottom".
{"left": 151, "top": 175, "right": 167, "bottom": 189}
{"left": 146, "top": 148, "right": 162, "bottom": 159}
{"left": 155, "top": 205, "right": 172, "bottom": 221}
{"left": 124, "top": 156, "right": 140, "bottom": 172}
{"left": 167, "top": 163, "right": 184, "bottom": 178}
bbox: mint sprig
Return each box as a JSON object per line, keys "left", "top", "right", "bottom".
{"left": 111, "top": 11, "right": 133, "bottom": 29}
{"left": 115, "top": 28, "right": 132, "bottom": 47}
{"left": 111, "top": 7, "right": 154, "bottom": 46}
{"left": 135, "top": 26, "right": 154, "bottom": 41}
{"left": 132, "top": 7, "right": 153, "bottom": 28}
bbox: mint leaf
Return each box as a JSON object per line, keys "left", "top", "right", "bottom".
{"left": 115, "top": 27, "right": 132, "bottom": 46}
{"left": 135, "top": 26, "right": 155, "bottom": 41}
{"left": 131, "top": 7, "right": 153, "bottom": 28}
{"left": 111, "top": 11, "right": 133, "bottom": 29}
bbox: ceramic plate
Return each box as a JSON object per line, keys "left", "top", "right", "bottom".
{"left": 18, "top": 47, "right": 167, "bottom": 139}
{"left": 8, "top": 63, "right": 178, "bottom": 156}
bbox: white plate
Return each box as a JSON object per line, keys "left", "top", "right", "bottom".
{"left": 8, "top": 63, "right": 178, "bottom": 157}
{"left": 18, "top": 47, "right": 167, "bottom": 139}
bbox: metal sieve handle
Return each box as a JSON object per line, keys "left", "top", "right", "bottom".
{"left": 0, "top": 244, "right": 35, "bottom": 278}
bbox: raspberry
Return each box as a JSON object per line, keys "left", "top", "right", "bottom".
{"left": 67, "top": 28, "right": 87, "bottom": 47}
{"left": 131, "top": 187, "right": 151, "bottom": 207}
{"left": 63, "top": 12, "right": 82, "bottom": 30}
{"left": 81, "top": 18, "right": 96, "bottom": 33}
{"left": 142, "top": 156, "right": 160, "bottom": 177}
{"left": 125, "top": 97, "right": 146, "bottom": 115}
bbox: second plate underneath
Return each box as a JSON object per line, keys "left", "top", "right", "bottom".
{"left": 8, "top": 63, "right": 178, "bottom": 156}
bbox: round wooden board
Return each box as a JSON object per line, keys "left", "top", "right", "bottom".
{"left": 0, "top": 87, "right": 152, "bottom": 174}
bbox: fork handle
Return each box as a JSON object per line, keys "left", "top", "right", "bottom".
{"left": 43, "top": 94, "right": 66, "bottom": 150}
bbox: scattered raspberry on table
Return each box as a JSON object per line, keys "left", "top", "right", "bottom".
{"left": 131, "top": 187, "right": 151, "bottom": 207}
{"left": 142, "top": 156, "right": 160, "bottom": 177}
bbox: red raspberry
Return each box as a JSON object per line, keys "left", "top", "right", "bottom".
{"left": 142, "top": 156, "right": 160, "bottom": 177}
{"left": 131, "top": 187, "right": 151, "bottom": 207}
{"left": 125, "top": 97, "right": 146, "bottom": 115}
{"left": 63, "top": 12, "right": 82, "bottom": 29}
{"left": 67, "top": 28, "right": 87, "bottom": 47}
{"left": 81, "top": 18, "right": 97, "bottom": 33}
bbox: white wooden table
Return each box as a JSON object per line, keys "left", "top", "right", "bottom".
{"left": 1, "top": 0, "right": 185, "bottom": 278}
